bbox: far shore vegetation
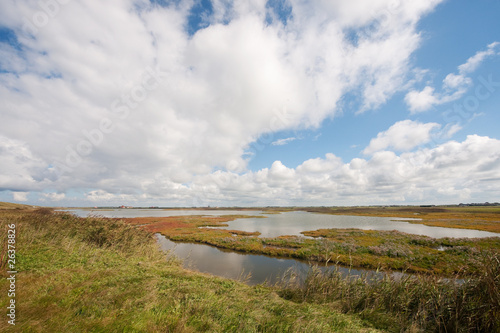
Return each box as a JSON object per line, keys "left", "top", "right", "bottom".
{"left": 1, "top": 203, "right": 499, "bottom": 332}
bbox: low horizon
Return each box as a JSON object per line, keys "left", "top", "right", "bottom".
{"left": 17, "top": 201, "right": 500, "bottom": 209}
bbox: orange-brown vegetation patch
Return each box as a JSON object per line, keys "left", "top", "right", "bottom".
{"left": 122, "top": 215, "right": 261, "bottom": 237}
{"left": 122, "top": 216, "right": 191, "bottom": 232}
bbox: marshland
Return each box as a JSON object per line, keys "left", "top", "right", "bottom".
{"left": 1, "top": 203, "right": 499, "bottom": 332}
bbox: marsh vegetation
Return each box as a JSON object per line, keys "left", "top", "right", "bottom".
{"left": 1, "top": 206, "right": 499, "bottom": 332}
{"left": 129, "top": 211, "right": 500, "bottom": 277}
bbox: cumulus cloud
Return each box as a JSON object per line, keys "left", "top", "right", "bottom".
{"left": 29, "top": 134, "right": 499, "bottom": 207}
{"left": 405, "top": 42, "right": 500, "bottom": 113}
{"left": 404, "top": 86, "right": 439, "bottom": 112}
{"left": 363, "top": 120, "right": 441, "bottom": 155}
{"left": 0, "top": 135, "right": 50, "bottom": 191}
{"left": 5, "top": 0, "right": 497, "bottom": 206}
{"left": 12, "top": 192, "right": 29, "bottom": 202}
{"left": 188, "top": 135, "right": 500, "bottom": 206}
{"left": 40, "top": 192, "right": 66, "bottom": 201}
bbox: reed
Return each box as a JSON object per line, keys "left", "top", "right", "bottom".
{"left": 276, "top": 252, "right": 500, "bottom": 332}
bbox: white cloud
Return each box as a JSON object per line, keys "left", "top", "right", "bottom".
{"left": 405, "top": 42, "right": 500, "bottom": 113}
{"left": 458, "top": 41, "right": 499, "bottom": 73}
{"left": 271, "top": 137, "right": 296, "bottom": 146}
{"left": 40, "top": 192, "right": 66, "bottom": 201}
{"left": 404, "top": 86, "right": 439, "bottom": 112}
{"left": 0, "top": 135, "right": 50, "bottom": 191}
{"left": 12, "top": 192, "right": 29, "bottom": 202}
{"left": 363, "top": 120, "right": 441, "bottom": 155}
{"left": 183, "top": 135, "right": 500, "bottom": 206}
{"left": 13, "top": 134, "right": 498, "bottom": 207}
{"left": 442, "top": 123, "right": 463, "bottom": 139}
{"left": 9, "top": 0, "right": 496, "bottom": 206}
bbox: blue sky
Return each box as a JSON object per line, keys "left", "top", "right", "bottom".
{"left": 0, "top": 0, "right": 499, "bottom": 206}
{"left": 249, "top": 0, "right": 500, "bottom": 170}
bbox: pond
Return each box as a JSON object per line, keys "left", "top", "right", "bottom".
{"left": 220, "top": 211, "right": 499, "bottom": 239}
{"left": 156, "top": 233, "right": 375, "bottom": 286}
{"left": 63, "top": 209, "right": 499, "bottom": 238}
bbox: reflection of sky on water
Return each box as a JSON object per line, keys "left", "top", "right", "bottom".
{"left": 221, "top": 211, "right": 499, "bottom": 239}
{"left": 156, "top": 234, "right": 369, "bottom": 286}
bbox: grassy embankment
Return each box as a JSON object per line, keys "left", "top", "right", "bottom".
{"left": 0, "top": 208, "right": 377, "bottom": 332}
{"left": 130, "top": 208, "right": 500, "bottom": 276}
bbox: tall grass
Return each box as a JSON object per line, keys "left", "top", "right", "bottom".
{"left": 277, "top": 253, "right": 500, "bottom": 332}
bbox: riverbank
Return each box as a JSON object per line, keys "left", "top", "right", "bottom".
{"left": 128, "top": 214, "right": 500, "bottom": 277}
{"left": 0, "top": 209, "right": 377, "bottom": 332}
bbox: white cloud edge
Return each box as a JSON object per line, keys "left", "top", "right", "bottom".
{"left": 405, "top": 42, "right": 500, "bottom": 113}
{"left": 271, "top": 137, "right": 297, "bottom": 146}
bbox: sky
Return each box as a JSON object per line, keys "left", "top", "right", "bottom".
{"left": 0, "top": 0, "right": 499, "bottom": 207}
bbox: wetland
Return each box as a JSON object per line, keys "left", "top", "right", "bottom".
{"left": 65, "top": 205, "right": 500, "bottom": 278}
{"left": 3, "top": 205, "right": 500, "bottom": 332}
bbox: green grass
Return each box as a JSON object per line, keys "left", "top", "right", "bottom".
{"left": 0, "top": 209, "right": 377, "bottom": 332}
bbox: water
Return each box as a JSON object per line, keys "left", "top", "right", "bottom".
{"left": 63, "top": 209, "right": 499, "bottom": 238}
{"left": 63, "top": 209, "right": 498, "bottom": 284}
{"left": 156, "top": 233, "right": 373, "bottom": 285}
{"left": 220, "top": 211, "right": 499, "bottom": 239}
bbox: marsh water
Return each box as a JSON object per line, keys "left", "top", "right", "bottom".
{"left": 65, "top": 209, "right": 499, "bottom": 284}
{"left": 156, "top": 233, "right": 374, "bottom": 285}
{"left": 66, "top": 208, "right": 498, "bottom": 239}
{"left": 220, "top": 211, "right": 499, "bottom": 238}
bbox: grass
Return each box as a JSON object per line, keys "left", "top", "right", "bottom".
{"left": 0, "top": 208, "right": 377, "bottom": 332}
{"left": 131, "top": 215, "right": 500, "bottom": 277}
